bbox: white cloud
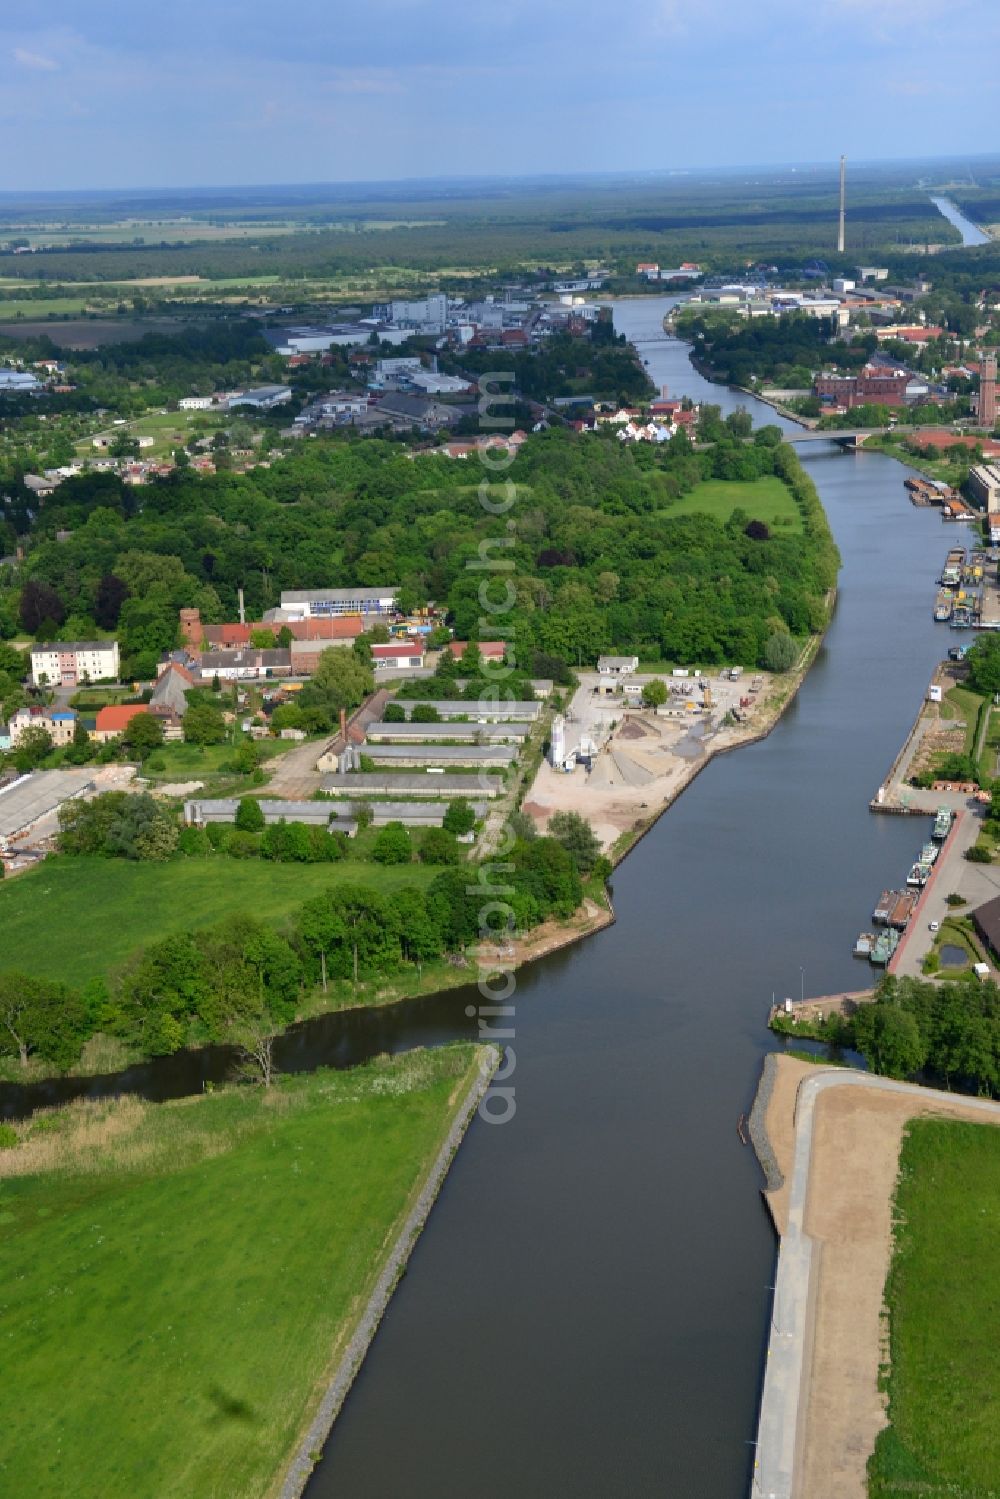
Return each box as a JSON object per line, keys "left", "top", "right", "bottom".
{"left": 326, "top": 69, "right": 404, "bottom": 95}
{"left": 13, "top": 46, "right": 58, "bottom": 70}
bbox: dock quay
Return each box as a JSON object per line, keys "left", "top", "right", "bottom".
{"left": 931, "top": 544, "right": 1000, "bottom": 631}
{"left": 768, "top": 991, "right": 871, "bottom": 1027}
{"left": 871, "top": 654, "right": 986, "bottom": 812}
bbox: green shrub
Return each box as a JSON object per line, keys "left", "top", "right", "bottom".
{"left": 0, "top": 1123, "right": 18, "bottom": 1149}
{"left": 419, "top": 828, "right": 460, "bottom": 865}
{"left": 372, "top": 822, "right": 413, "bottom": 865}
{"left": 235, "top": 797, "right": 264, "bottom": 832}
{"left": 442, "top": 798, "right": 476, "bottom": 836}
{"left": 227, "top": 830, "right": 261, "bottom": 859}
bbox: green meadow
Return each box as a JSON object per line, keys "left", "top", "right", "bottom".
{"left": 0, "top": 1045, "right": 482, "bottom": 1499}
{"left": 868, "top": 1117, "right": 1000, "bottom": 1496}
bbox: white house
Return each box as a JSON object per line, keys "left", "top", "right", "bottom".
{"left": 30, "top": 640, "right": 119, "bottom": 688}
{"left": 597, "top": 655, "right": 639, "bottom": 677}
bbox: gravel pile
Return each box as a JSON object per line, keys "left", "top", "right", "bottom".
{"left": 748, "top": 1053, "right": 784, "bottom": 1194}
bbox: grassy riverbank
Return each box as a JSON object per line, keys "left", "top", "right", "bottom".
{"left": 868, "top": 1117, "right": 1000, "bottom": 1496}
{"left": 0, "top": 854, "right": 435, "bottom": 988}
{"left": 0, "top": 1045, "right": 483, "bottom": 1499}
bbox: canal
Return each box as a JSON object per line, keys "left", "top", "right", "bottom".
{"left": 930, "top": 194, "right": 991, "bottom": 247}
{"left": 296, "top": 299, "right": 959, "bottom": 1498}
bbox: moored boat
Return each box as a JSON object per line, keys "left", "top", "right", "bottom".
{"left": 870, "top": 929, "right": 900, "bottom": 966}
{"left": 933, "top": 807, "right": 954, "bottom": 840}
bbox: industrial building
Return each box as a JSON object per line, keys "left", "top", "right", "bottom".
{"left": 0, "top": 769, "right": 96, "bottom": 849}
{"left": 969, "top": 464, "right": 1000, "bottom": 545}
{"left": 183, "top": 799, "right": 357, "bottom": 833}
{"left": 387, "top": 294, "right": 448, "bottom": 332}
{"left": 814, "top": 367, "right": 910, "bottom": 409}
{"left": 386, "top": 700, "right": 541, "bottom": 722}
{"left": 279, "top": 587, "right": 398, "bottom": 619}
{"left": 319, "top": 772, "right": 504, "bottom": 799}
{"left": 227, "top": 385, "right": 292, "bottom": 410}
{"left": 362, "top": 742, "right": 517, "bottom": 768}
{"left": 0, "top": 369, "right": 42, "bottom": 392}
{"left": 365, "top": 720, "right": 531, "bottom": 743}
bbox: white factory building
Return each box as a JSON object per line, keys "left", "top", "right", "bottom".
{"left": 278, "top": 587, "right": 399, "bottom": 619}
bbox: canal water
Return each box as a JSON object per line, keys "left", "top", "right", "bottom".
{"left": 298, "top": 300, "right": 958, "bottom": 1498}
{"left": 929, "top": 195, "right": 991, "bottom": 247}
{"left": 0, "top": 299, "right": 959, "bottom": 1496}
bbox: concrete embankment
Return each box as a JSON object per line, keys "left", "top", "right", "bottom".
{"left": 278, "top": 1045, "right": 501, "bottom": 1499}
{"left": 749, "top": 1057, "right": 1000, "bottom": 1499}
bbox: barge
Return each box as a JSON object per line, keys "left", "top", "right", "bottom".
{"left": 940, "top": 547, "right": 965, "bottom": 587}
{"left": 870, "top": 929, "right": 901, "bottom": 967}
{"left": 933, "top": 806, "right": 954, "bottom": 840}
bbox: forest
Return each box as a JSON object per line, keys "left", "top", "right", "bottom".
{"left": 0, "top": 422, "right": 839, "bottom": 683}
{"left": 0, "top": 168, "right": 964, "bottom": 292}
{"left": 679, "top": 309, "right": 876, "bottom": 387}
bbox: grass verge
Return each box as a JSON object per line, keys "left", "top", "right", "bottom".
{"left": 0, "top": 1044, "right": 482, "bottom": 1499}
{"left": 868, "top": 1117, "right": 1000, "bottom": 1496}
{"left": 659, "top": 475, "right": 802, "bottom": 529}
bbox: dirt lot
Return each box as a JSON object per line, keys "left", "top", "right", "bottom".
{"left": 525, "top": 669, "right": 775, "bottom": 850}
{"left": 908, "top": 717, "right": 967, "bottom": 779}
{"left": 762, "top": 1056, "right": 1000, "bottom": 1498}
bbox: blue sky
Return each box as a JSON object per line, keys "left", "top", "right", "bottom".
{"left": 1, "top": 0, "right": 997, "bottom": 189}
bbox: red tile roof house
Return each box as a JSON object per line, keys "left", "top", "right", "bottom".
{"left": 92, "top": 703, "right": 150, "bottom": 743}
{"left": 447, "top": 640, "right": 507, "bottom": 661}
{"left": 371, "top": 640, "right": 426, "bottom": 670}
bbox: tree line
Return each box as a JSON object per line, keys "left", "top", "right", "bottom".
{"left": 0, "top": 829, "right": 587, "bottom": 1072}
{"left": 794, "top": 973, "right": 1000, "bottom": 1098}
{"left": 2, "top": 422, "right": 839, "bottom": 678}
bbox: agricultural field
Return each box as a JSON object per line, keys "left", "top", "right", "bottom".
{"left": 868, "top": 1117, "right": 1000, "bottom": 1496}
{"left": 0, "top": 1044, "right": 482, "bottom": 1499}
{"left": 0, "top": 296, "right": 97, "bottom": 318}
{"left": 659, "top": 475, "right": 802, "bottom": 529}
{"left": 0, "top": 854, "right": 437, "bottom": 988}
{"left": 0, "top": 316, "right": 199, "bottom": 347}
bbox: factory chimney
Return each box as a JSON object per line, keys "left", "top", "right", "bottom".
{"left": 237, "top": 587, "right": 246, "bottom": 625}
{"left": 837, "top": 155, "right": 846, "bottom": 254}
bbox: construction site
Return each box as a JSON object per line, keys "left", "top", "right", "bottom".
{"left": 524, "top": 667, "right": 775, "bottom": 850}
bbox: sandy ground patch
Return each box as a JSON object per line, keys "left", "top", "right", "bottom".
{"left": 761, "top": 1056, "right": 1000, "bottom": 1498}
{"left": 528, "top": 713, "right": 767, "bottom": 851}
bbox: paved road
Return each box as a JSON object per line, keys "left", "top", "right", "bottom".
{"left": 893, "top": 809, "right": 995, "bottom": 983}
{"left": 752, "top": 1071, "right": 1000, "bottom": 1498}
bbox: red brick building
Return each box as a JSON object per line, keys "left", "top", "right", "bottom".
{"left": 814, "top": 366, "right": 910, "bottom": 409}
